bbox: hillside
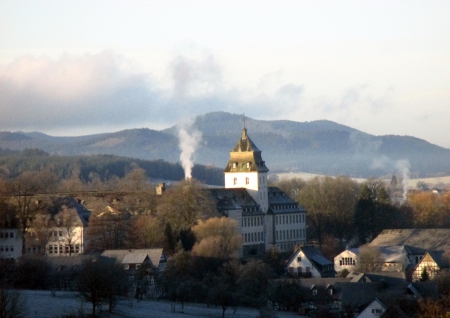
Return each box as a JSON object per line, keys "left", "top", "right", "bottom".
{"left": 1, "top": 111, "right": 449, "bottom": 178}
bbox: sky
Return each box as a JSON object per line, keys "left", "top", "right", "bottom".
{"left": 1, "top": 1, "right": 449, "bottom": 148}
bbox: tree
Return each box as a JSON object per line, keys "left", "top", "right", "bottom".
{"left": 357, "top": 246, "right": 383, "bottom": 272}
{"left": 5, "top": 172, "right": 49, "bottom": 254}
{"left": 86, "top": 204, "right": 131, "bottom": 252}
{"left": 191, "top": 217, "right": 242, "bottom": 259}
{"left": 354, "top": 179, "right": 392, "bottom": 244}
{"left": 275, "top": 177, "right": 306, "bottom": 199}
{"left": 298, "top": 176, "right": 359, "bottom": 246}
{"left": 156, "top": 179, "right": 217, "bottom": 234}
{"left": 129, "top": 215, "right": 163, "bottom": 248}
{"left": 268, "top": 280, "right": 304, "bottom": 311}
{"left": 54, "top": 206, "right": 83, "bottom": 256}
{"left": 163, "top": 223, "right": 177, "bottom": 256}
{"left": 77, "top": 256, "right": 128, "bottom": 316}
{"left": 237, "top": 259, "right": 272, "bottom": 307}
{"left": 0, "top": 288, "right": 26, "bottom": 318}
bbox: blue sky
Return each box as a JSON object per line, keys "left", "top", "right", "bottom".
{"left": 1, "top": 1, "right": 449, "bottom": 148}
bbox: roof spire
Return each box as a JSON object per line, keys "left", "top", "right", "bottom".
{"left": 243, "top": 113, "right": 246, "bottom": 129}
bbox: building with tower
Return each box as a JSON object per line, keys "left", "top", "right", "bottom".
{"left": 209, "top": 127, "right": 307, "bottom": 256}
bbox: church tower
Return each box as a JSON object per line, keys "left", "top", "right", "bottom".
{"left": 224, "top": 128, "right": 269, "bottom": 213}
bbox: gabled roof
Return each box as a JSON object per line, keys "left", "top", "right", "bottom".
{"left": 405, "top": 282, "right": 438, "bottom": 299}
{"left": 419, "top": 251, "right": 450, "bottom": 269}
{"left": 287, "top": 246, "right": 334, "bottom": 277}
{"left": 101, "top": 248, "right": 164, "bottom": 268}
{"left": 50, "top": 196, "right": 91, "bottom": 227}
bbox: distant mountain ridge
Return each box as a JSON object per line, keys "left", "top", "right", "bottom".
{"left": 1, "top": 111, "right": 449, "bottom": 178}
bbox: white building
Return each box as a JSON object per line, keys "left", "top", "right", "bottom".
{"left": 212, "top": 128, "right": 307, "bottom": 255}
{"left": 0, "top": 228, "right": 22, "bottom": 261}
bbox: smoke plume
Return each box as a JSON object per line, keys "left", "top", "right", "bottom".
{"left": 395, "top": 159, "right": 411, "bottom": 202}
{"left": 178, "top": 121, "right": 202, "bottom": 179}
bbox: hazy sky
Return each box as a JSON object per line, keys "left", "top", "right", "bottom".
{"left": 1, "top": 1, "right": 449, "bottom": 148}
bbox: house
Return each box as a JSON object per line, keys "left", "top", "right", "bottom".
{"left": 412, "top": 251, "right": 450, "bottom": 281}
{"left": 0, "top": 228, "right": 22, "bottom": 261}
{"left": 101, "top": 248, "right": 166, "bottom": 272}
{"left": 335, "top": 248, "right": 359, "bottom": 273}
{"left": 27, "top": 196, "right": 91, "bottom": 257}
{"left": 335, "top": 245, "right": 427, "bottom": 274}
{"left": 285, "top": 246, "right": 335, "bottom": 278}
{"left": 356, "top": 298, "right": 386, "bottom": 318}
{"left": 207, "top": 128, "right": 307, "bottom": 256}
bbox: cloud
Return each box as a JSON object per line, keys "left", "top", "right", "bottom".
{"left": 0, "top": 51, "right": 159, "bottom": 131}
{"left": 0, "top": 50, "right": 306, "bottom": 134}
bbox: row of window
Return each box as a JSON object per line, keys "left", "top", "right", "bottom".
{"left": 273, "top": 204, "right": 297, "bottom": 210}
{"left": 243, "top": 231, "right": 264, "bottom": 243}
{"left": 276, "top": 228, "right": 305, "bottom": 241}
{"left": 0, "top": 246, "right": 15, "bottom": 252}
{"left": 340, "top": 257, "right": 356, "bottom": 266}
{"left": 277, "top": 241, "right": 296, "bottom": 252}
{"left": 48, "top": 244, "right": 81, "bottom": 254}
{"left": 242, "top": 216, "right": 264, "bottom": 227}
{"left": 49, "top": 231, "right": 64, "bottom": 238}
{"left": 275, "top": 214, "right": 304, "bottom": 225}
{"left": 0, "top": 231, "right": 14, "bottom": 239}
{"left": 233, "top": 177, "right": 250, "bottom": 185}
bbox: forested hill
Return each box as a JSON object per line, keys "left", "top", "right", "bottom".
{"left": 1, "top": 111, "right": 450, "bottom": 178}
{"left": 0, "top": 149, "right": 224, "bottom": 185}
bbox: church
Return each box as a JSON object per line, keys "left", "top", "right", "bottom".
{"left": 208, "top": 128, "right": 307, "bottom": 256}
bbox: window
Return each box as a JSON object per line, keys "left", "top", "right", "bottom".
{"left": 10, "top": 232, "right": 14, "bottom": 238}
{"left": 313, "top": 289, "right": 317, "bottom": 295}
{"left": 246, "top": 162, "right": 250, "bottom": 169}
{"left": 136, "top": 264, "right": 141, "bottom": 269}
{"left": 245, "top": 177, "right": 249, "bottom": 184}
{"left": 297, "top": 257, "right": 301, "bottom": 262}
{"left": 0, "top": 232, "right": 3, "bottom": 238}
{"left": 233, "top": 177, "right": 237, "bottom": 185}
{"left": 0, "top": 246, "right": 3, "bottom": 252}
{"left": 232, "top": 162, "right": 237, "bottom": 169}
{"left": 123, "top": 264, "right": 129, "bottom": 270}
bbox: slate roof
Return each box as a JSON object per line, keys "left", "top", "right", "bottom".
{"left": 406, "top": 282, "right": 438, "bottom": 299}
{"left": 50, "top": 196, "right": 91, "bottom": 226}
{"left": 207, "top": 188, "right": 263, "bottom": 216}
{"left": 369, "top": 229, "right": 450, "bottom": 252}
{"left": 267, "top": 187, "right": 306, "bottom": 214}
{"left": 101, "top": 248, "right": 164, "bottom": 268}
{"left": 287, "top": 246, "right": 335, "bottom": 277}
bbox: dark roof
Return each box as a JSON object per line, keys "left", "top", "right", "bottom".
{"left": 287, "top": 246, "right": 335, "bottom": 277}
{"left": 207, "top": 188, "right": 263, "bottom": 216}
{"left": 50, "top": 196, "right": 91, "bottom": 227}
{"left": 406, "top": 282, "right": 438, "bottom": 299}
{"left": 267, "top": 187, "right": 306, "bottom": 214}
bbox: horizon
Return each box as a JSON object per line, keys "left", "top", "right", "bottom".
{"left": 1, "top": 1, "right": 449, "bottom": 148}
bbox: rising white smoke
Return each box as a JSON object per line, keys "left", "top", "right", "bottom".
{"left": 178, "top": 121, "right": 202, "bottom": 179}
{"left": 395, "top": 159, "right": 411, "bottom": 202}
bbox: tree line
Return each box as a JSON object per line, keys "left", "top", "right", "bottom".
{"left": 274, "top": 176, "right": 450, "bottom": 259}
{"left": 0, "top": 148, "right": 224, "bottom": 185}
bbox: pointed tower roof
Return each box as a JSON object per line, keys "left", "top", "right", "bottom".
{"left": 224, "top": 128, "right": 269, "bottom": 173}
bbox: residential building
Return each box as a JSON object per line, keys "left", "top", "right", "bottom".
{"left": 285, "top": 246, "right": 335, "bottom": 278}
{"left": 412, "top": 251, "right": 450, "bottom": 281}
{"left": 0, "top": 228, "right": 21, "bottom": 261}
{"left": 27, "top": 196, "right": 91, "bottom": 256}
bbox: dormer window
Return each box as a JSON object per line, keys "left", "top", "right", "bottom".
{"left": 246, "top": 162, "right": 250, "bottom": 169}
{"left": 232, "top": 162, "right": 237, "bottom": 169}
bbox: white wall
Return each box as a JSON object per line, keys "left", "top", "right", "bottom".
{"left": 0, "top": 229, "right": 22, "bottom": 260}
{"left": 334, "top": 249, "right": 359, "bottom": 273}
{"left": 286, "top": 250, "right": 321, "bottom": 278}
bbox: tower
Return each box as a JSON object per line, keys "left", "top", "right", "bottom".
{"left": 224, "top": 128, "right": 269, "bottom": 213}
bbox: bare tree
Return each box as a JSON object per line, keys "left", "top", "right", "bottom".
{"left": 191, "top": 217, "right": 242, "bottom": 259}
{"left": 357, "top": 246, "right": 383, "bottom": 272}
{"left": 0, "top": 288, "right": 26, "bottom": 318}
{"left": 5, "top": 172, "right": 48, "bottom": 254}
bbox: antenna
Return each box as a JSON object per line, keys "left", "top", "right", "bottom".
{"left": 243, "top": 113, "right": 246, "bottom": 129}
